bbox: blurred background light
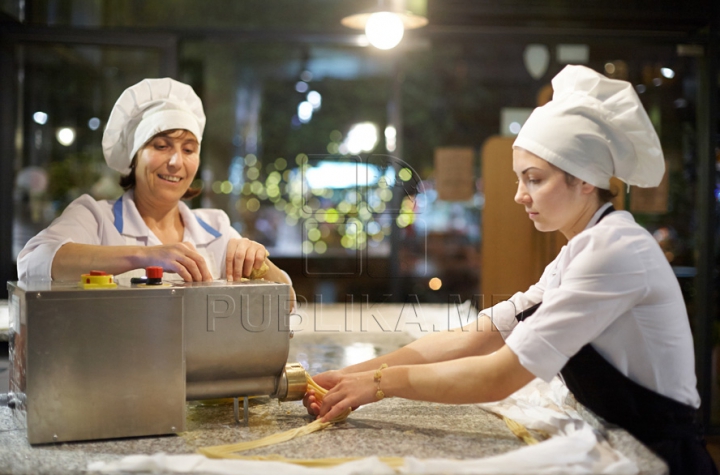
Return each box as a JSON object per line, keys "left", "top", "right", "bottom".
{"left": 298, "top": 101, "right": 313, "bottom": 123}
{"left": 247, "top": 167, "right": 260, "bottom": 180}
{"left": 356, "top": 35, "right": 370, "bottom": 47}
{"left": 307, "top": 91, "right": 322, "bottom": 109}
{"left": 88, "top": 117, "right": 101, "bottom": 130}
{"left": 246, "top": 197, "right": 260, "bottom": 212}
{"left": 295, "top": 81, "right": 309, "bottom": 93}
{"left": 33, "top": 111, "right": 48, "bottom": 125}
{"left": 343, "top": 122, "right": 378, "bottom": 154}
{"left": 385, "top": 125, "right": 396, "bottom": 152}
{"left": 56, "top": 127, "right": 75, "bottom": 146}
{"left": 661, "top": 67, "right": 675, "bottom": 79}
{"left": 398, "top": 167, "right": 412, "bottom": 181}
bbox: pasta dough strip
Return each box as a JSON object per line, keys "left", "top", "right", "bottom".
{"left": 199, "top": 373, "right": 349, "bottom": 459}
{"left": 502, "top": 416, "right": 539, "bottom": 445}
{"left": 199, "top": 372, "right": 541, "bottom": 466}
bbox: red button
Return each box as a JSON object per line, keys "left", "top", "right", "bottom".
{"left": 146, "top": 266, "right": 163, "bottom": 279}
{"left": 89, "top": 270, "right": 107, "bottom": 276}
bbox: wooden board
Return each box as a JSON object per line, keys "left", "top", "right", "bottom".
{"left": 434, "top": 147, "right": 475, "bottom": 202}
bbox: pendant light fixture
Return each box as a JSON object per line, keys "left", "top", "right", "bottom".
{"left": 341, "top": 1, "right": 428, "bottom": 50}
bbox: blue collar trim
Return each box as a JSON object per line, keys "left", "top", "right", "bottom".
{"left": 113, "top": 195, "right": 124, "bottom": 233}
{"left": 195, "top": 216, "right": 222, "bottom": 238}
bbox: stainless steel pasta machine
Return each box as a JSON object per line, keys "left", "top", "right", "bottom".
{"left": 6, "top": 274, "right": 306, "bottom": 444}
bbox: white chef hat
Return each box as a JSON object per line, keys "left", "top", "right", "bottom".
{"left": 513, "top": 65, "right": 664, "bottom": 189}
{"left": 102, "top": 78, "right": 206, "bottom": 175}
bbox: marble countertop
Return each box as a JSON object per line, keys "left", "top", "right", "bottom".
{"left": 0, "top": 331, "right": 667, "bottom": 474}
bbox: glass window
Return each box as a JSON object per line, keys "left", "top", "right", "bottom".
{"left": 13, "top": 44, "right": 161, "bottom": 258}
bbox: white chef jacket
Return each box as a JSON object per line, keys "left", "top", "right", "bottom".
{"left": 482, "top": 202, "right": 701, "bottom": 408}
{"left": 17, "top": 190, "right": 241, "bottom": 281}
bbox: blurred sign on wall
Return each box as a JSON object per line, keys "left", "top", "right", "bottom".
{"left": 434, "top": 147, "right": 475, "bottom": 202}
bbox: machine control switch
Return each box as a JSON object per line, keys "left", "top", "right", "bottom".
{"left": 79, "top": 271, "right": 117, "bottom": 289}
{"left": 146, "top": 266, "right": 163, "bottom": 285}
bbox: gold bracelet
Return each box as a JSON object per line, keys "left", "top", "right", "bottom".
{"left": 374, "top": 363, "right": 388, "bottom": 400}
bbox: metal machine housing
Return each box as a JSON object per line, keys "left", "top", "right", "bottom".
{"left": 7, "top": 279, "right": 294, "bottom": 445}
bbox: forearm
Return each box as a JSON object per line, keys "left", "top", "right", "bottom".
{"left": 315, "top": 344, "right": 537, "bottom": 421}
{"left": 340, "top": 316, "right": 504, "bottom": 375}
{"left": 383, "top": 346, "right": 534, "bottom": 404}
{"left": 52, "top": 243, "right": 144, "bottom": 281}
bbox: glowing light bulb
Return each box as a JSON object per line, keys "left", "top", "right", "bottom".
{"left": 365, "top": 12, "right": 404, "bottom": 50}
{"left": 56, "top": 127, "right": 75, "bottom": 146}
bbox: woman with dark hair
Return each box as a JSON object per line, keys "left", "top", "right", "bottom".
{"left": 18, "top": 78, "right": 292, "bottom": 291}
{"left": 304, "top": 66, "right": 715, "bottom": 474}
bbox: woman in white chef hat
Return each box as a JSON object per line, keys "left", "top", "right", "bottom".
{"left": 304, "top": 65, "right": 716, "bottom": 474}
{"left": 18, "top": 78, "right": 293, "bottom": 290}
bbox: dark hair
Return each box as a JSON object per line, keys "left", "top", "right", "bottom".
{"left": 562, "top": 171, "right": 618, "bottom": 203}
{"left": 119, "top": 129, "right": 202, "bottom": 200}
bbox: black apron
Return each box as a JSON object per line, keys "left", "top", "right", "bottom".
{"left": 515, "top": 206, "right": 717, "bottom": 475}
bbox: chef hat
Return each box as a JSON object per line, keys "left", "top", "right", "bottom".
{"left": 102, "top": 78, "right": 206, "bottom": 175}
{"left": 513, "top": 65, "right": 664, "bottom": 189}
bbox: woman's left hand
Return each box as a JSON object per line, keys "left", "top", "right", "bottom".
{"left": 317, "top": 370, "right": 380, "bottom": 422}
{"left": 225, "top": 238, "right": 267, "bottom": 281}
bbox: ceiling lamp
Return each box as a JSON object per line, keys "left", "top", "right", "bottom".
{"left": 341, "top": 2, "right": 428, "bottom": 50}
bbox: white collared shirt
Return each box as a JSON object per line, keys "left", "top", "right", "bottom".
{"left": 17, "top": 190, "right": 241, "bottom": 281}
{"left": 482, "top": 203, "right": 701, "bottom": 408}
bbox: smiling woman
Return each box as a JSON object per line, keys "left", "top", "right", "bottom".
{"left": 116, "top": 129, "right": 203, "bottom": 249}
{"left": 17, "top": 78, "right": 294, "bottom": 295}
{"left": 120, "top": 129, "right": 202, "bottom": 201}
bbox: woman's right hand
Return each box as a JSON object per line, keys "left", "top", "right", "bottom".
{"left": 302, "top": 370, "right": 344, "bottom": 416}
{"left": 141, "top": 242, "right": 213, "bottom": 282}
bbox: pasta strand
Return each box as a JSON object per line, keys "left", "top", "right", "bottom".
{"left": 198, "top": 371, "right": 540, "bottom": 466}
